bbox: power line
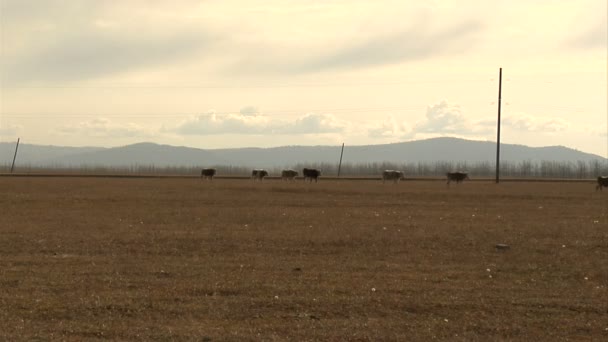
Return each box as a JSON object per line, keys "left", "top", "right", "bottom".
{"left": 0, "top": 78, "right": 493, "bottom": 90}
{"left": 0, "top": 105, "right": 427, "bottom": 118}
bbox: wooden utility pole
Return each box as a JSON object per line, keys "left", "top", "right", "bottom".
{"left": 11, "top": 138, "right": 20, "bottom": 173}
{"left": 337, "top": 143, "right": 345, "bottom": 177}
{"left": 495, "top": 68, "right": 503, "bottom": 183}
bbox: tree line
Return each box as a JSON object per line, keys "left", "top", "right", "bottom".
{"left": 4, "top": 159, "right": 607, "bottom": 179}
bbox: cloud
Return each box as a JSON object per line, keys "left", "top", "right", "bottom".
{"left": 416, "top": 100, "right": 470, "bottom": 134}
{"left": 365, "top": 100, "right": 494, "bottom": 141}
{"left": 174, "top": 111, "right": 273, "bottom": 135}
{"left": 284, "top": 113, "right": 345, "bottom": 134}
{"left": 239, "top": 106, "right": 261, "bottom": 116}
{"left": 565, "top": 20, "right": 608, "bottom": 51}
{"left": 5, "top": 30, "right": 213, "bottom": 85}
{"left": 502, "top": 115, "right": 570, "bottom": 133}
{"left": 303, "top": 21, "right": 482, "bottom": 72}
{"left": 1, "top": 0, "right": 219, "bottom": 85}
{"left": 173, "top": 109, "right": 346, "bottom": 135}
{"left": 368, "top": 115, "right": 412, "bottom": 139}
{"left": 0, "top": 123, "right": 21, "bottom": 136}
{"left": 407, "top": 101, "right": 572, "bottom": 138}
{"left": 229, "top": 19, "right": 483, "bottom": 74}
{"left": 56, "top": 118, "right": 154, "bottom": 138}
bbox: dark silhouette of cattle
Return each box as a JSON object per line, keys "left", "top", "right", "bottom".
{"left": 303, "top": 168, "right": 321, "bottom": 183}
{"left": 201, "top": 168, "right": 216, "bottom": 180}
{"left": 382, "top": 170, "right": 405, "bottom": 184}
{"left": 251, "top": 169, "right": 269, "bottom": 181}
{"left": 446, "top": 171, "right": 469, "bottom": 185}
{"left": 281, "top": 169, "right": 298, "bottom": 181}
{"left": 597, "top": 176, "right": 608, "bottom": 190}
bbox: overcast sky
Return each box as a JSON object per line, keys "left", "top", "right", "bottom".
{"left": 1, "top": 0, "right": 606, "bottom": 157}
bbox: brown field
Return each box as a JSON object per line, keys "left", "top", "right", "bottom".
{"left": 1, "top": 177, "right": 607, "bottom": 341}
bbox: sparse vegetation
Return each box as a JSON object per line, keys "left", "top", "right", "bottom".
{"left": 1, "top": 177, "right": 606, "bottom": 340}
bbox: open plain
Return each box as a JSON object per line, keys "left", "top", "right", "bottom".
{"left": 0, "top": 176, "right": 607, "bottom": 340}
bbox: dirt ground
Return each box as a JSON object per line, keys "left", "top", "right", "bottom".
{"left": 0, "top": 176, "right": 606, "bottom": 341}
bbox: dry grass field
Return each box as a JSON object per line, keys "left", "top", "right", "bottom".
{"left": 0, "top": 176, "right": 607, "bottom": 341}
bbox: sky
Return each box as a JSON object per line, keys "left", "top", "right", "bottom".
{"left": 1, "top": 0, "right": 607, "bottom": 157}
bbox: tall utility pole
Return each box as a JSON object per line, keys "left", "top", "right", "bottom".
{"left": 11, "top": 138, "right": 20, "bottom": 173}
{"left": 337, "top": 143, "right": 345, "bottom": 177}
{"left": 495, "top": 68, "right": 503, "bottom": 184}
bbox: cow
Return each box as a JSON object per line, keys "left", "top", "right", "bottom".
{"left": 251, "top": 169, "right": 269, "bottom": 181}
{"left": 281, "top": 169, "right": 298, "bottom": 181}
{"left": 446, "top": 171, "right": 469, "bottom": 185}
{"left": 382, "top": 170, "right": 405, "bottom": 184}
{"left": 303, "top": 168, "right": 321, "bottom": 183}
{"left": 201, "top": 168, "right": 216, "bottom": 180}
{"left": 597, "top": 176, "right": 608, "bottom": 191}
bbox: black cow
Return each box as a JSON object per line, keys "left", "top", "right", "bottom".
{"left": 251, "top": 169, "right": 269, "bottom": 181}
{"left": 597, "top": 176, "right": 608, "bottom": 191}
{"left": 281, "top": 169, "right": 298, "bottom": 181}
{"left": 446, "top": 171, "right": 469, "bottom": 185}
{"left": 303, "top": 168, "right": 321, "bottom": 183}
{"left": 382, "top": 170, "right": 405, "bottom": 184}
{"left": 201, "top": 168, "right": 216, "bottom": 180}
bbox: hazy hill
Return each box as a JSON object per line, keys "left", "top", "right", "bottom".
{"left": 0, "top": 143, "right": 104, "bottom": 167}
{"left": 1, "top": 137, "right": 605, "bottom": 169}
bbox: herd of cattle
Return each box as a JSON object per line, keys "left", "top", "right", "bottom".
{"left": 201, "top": 168, "right": 608, "bottom": 190}
{"left": 201, "top": 167, "right": 322, "bottom": 182}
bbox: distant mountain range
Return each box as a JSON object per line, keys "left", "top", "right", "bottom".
{"left": 1, "top": 137, "right": 606, "bottom": 169}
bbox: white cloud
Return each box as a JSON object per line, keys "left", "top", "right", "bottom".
{"left": 174, "top": 111, "right": 273, "bottom": 135}
{"left": 0, "top": 123, "right": 21, "bottom": 136}
{"left": 502, "top": 114, "right": 570, "bottom": 133}
{"left": 368, "top": 115, "right": 412, "bottom": 139}
{"left": 56, "top": 118, "right": 154, "bottom": 138}
{"left": 239, "top": 106, "right": 260, "bottom": 116}
{"left": 416, "top": 100, "right": 468, "bottom": 134}
{"left": 364, "top": 100, "right": 496, "bottom": 141}
{"left": 285, "top": 113, "right": 345, "bottom": 134}
{"left": 173, "top": 109, "right": 347, "bottom": 135}
{"left": 408, "top": 101, "right": 573, "bottom": 138}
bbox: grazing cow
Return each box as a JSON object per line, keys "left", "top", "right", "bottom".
{"left": 281, "top": 169, "right": 298, "bottom": 181}
{"left": 201, "top": 168, "right": 216, "bottom": 180}
{"left": 251, "top": 169, "right": 269, "bottom": 181}
{"left": 303, "top": 168, "right": 321, "bottom": 183}
{"left": 446, "top": 171, "right": 469, "bottom": 185}
{"left": 597, "top": 176, "right": 608, "bottom": 191}
{"left": 382, "top": 170, "right": 405, "bottom": 184}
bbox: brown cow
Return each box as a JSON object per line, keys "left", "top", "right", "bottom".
{"left": 597, "top": 176, "right": 608, "bottom": 190}
{"left": 201, "top": 168, "right": 216, "bottom": 180}
{"left": 303, "top": 168, "right": 321, "bottom": 183}
{"left": 446, "top": 171, "right": 469, "bottom": 185}
{"left": 251, "top": 169, "right": 269, "bottom": 181}
{"left": 281, "top": 169, "right": 298, "bottom": 181}
{"left": 382, "top": 170, "right": 405, "bottom": 184}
